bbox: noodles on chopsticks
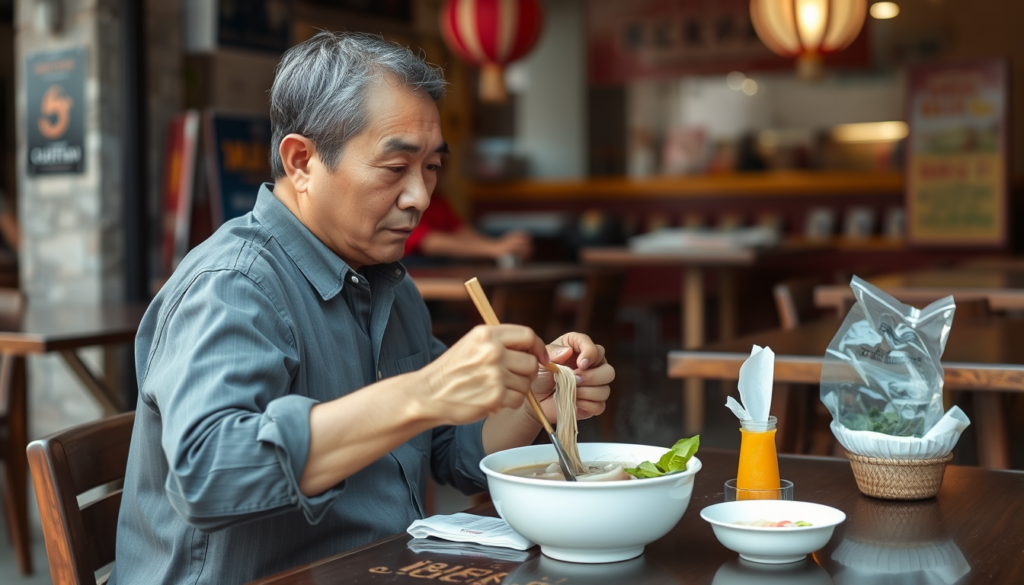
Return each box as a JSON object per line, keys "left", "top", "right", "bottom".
{"left": 552, "top": 363, "right": 587, "bottom": 475}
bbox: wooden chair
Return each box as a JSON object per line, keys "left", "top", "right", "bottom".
{"left": 574, "top": 268, "right": 625, "bottom": 439}
{"left": 27, "top": 411, "right": 135, "bottom": 585}
{"left": 771, "top": 277, "right": 834, "bottom": 455}
{"left": 0, "top": 288, "right": 29, "bottom": 574}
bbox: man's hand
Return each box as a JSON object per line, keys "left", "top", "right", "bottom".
{"left": 531, "top": 332, "right": 615, "bottom": 423}
{"left": 419, "top": 324, "right": 549, "bottom": 426}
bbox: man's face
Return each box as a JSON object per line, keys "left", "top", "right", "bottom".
{"left": 302, "top": 77, "right": 445, "bottom": 268}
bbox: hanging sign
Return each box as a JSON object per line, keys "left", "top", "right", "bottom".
{"left": 26, "top": 48, "right": 86, "bottom": 175}
{"left": 906, "top": 60, "right": 1008, "bottom": 247}
{"left": 586, "top": 0, "right": 869, "bottom": 85}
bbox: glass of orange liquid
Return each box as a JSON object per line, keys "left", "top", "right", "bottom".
{"left": 734, "top": 416, "right": 784, "bottom": 501}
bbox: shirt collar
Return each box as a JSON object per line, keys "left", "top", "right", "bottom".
{"left": 251, "top": 184, "right": 407, "bottom": 300}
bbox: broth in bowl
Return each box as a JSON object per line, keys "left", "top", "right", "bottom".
{"left": 504, "top": 461, "right": 633, "bottom": 482}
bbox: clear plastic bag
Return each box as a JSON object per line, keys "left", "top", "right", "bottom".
{"left": 820, "top": 276, "right": 955, "bottom": 438}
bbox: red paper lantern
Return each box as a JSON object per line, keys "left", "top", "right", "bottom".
{"left": 750, "top": 0, "right": 867, "bottom": 78}
{"left": 440, "top": 0, "right": 543, "bottom": 102}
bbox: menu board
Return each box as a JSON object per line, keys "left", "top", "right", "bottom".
{"left": 906, "top": 61, "right": 1008, "bottom": 247}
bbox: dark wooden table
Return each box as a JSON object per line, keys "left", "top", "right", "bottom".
{"left": 251, "top": 450, "right": 1024, "bottom": 584}
{"left": 0, "top": 303, "right": 149, "bottom": 414}
{"left": 667, "top": 317, "right": 1023, "bottom": 469}
{"left": 815, "top": 267, "right": 1024, "bottom": 315}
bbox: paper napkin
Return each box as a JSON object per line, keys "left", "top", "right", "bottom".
{"left": 407, "top": 513, "right": 535, "bottom": 551}
{"left": 725, "top": 345, "right": 775, "bottom": 427}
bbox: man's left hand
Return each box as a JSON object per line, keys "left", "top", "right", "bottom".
{"left": 531, "top": 332, "right": 614, "bottom": 423}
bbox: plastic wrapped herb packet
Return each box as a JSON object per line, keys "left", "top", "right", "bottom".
{"left": 820, "top": 277, "right": 970, "bottom": 461}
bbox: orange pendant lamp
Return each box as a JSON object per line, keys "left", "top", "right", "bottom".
{"left": 750, "top": 0, "right": 867, "bottom": 78}
{"left": 440, "top": 0, "right": 544, "bottom": 102}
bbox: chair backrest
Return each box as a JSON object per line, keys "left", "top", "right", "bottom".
{"left": 574, "top": 268, "right": 625, "bottom": 343}
{"left": 773, "top": 277, "right": 823, "bottom": 330}
{"left": 27, "top": 412, "right": 135, "bottom": 585}
{"left": 0, "top": 288, "right": 24, "bottom": 416}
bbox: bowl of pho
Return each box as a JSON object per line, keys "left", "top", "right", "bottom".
{"left": 480, "top": 364, "right": 701, "bottom": 563}
{"left": 479, "top": 440, "right": 701, "bottom": 563}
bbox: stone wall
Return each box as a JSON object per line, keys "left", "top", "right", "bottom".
{"left": 15, "top": 0, "right": 180, "bottom": 438}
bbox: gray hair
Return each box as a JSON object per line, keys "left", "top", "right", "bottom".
{"left": 269, "top": 31, "right": 446, "bottom": 178}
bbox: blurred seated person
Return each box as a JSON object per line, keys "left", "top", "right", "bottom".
{"left": 403, "top": 193, "right": 532, "bottom": 267}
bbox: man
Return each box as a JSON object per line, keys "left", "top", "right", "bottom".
{"left": 110, "top": 32, "right": 613, "bottom": 584}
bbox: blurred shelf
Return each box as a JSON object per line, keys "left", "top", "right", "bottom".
{"left": 469, "top": 171, "right": 904, "bottom": 201}
{"left": 784, "top": 235, "right": 907, "bottom": 251}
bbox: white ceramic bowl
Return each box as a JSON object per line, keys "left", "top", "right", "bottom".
{"left": 480, "top": 442, "right": 701, "bottom": 563}
{"left": 700, "top": 500, "right": 846, "bottom": 564}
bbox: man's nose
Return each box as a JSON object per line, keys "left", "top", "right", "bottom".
{"left": 399, "top": 174, "right": 431, "bottom": 211}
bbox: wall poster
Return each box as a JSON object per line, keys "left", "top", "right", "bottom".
{"left": 203, "top": 112, "right": 272, "bottom": 227}
{"left": 26, "top": 47, "right": 86, "bottom": 175}
{"left": 906, "top": 60, "right": 1008, "bottom": 247}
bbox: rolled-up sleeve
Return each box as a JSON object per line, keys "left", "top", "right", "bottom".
{"left": 141, "top": 270, "right": 343, "bottom": 532}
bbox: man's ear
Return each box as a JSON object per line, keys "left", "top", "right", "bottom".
{"left": 278, "top": 134, "right": 317, "bottom": 193}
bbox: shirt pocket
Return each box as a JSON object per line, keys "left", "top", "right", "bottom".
{"left": 395, "top": 349, "right": 430, "bottom": 375}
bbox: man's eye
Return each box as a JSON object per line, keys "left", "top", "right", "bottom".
{"left": 426, "top": 164, "right": 442, "bottom": 171}
{"left": 387, "top": 166, "right": 405, "bottom": 173}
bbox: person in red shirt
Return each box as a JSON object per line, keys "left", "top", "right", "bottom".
{"left": 404, "top": 194, "right": 532, "bottom": 264}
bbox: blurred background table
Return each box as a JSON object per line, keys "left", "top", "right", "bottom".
{"left": 249, "top": 450, "right": 1024, "bottom": 585}
{"left": 407, "top": 263, "right": 590, "bottom": 344}
{"left": 815, "top": 268, "right": 1024, "bottom": 316}
{"left": 0, "top": 301, "right": 146, "bottom": 574}
{"left": 581, "top": 244, "right": 829, "bottom": 435}
{"left": 668, "top": 317, "right": 1024, "bottom": 469}
{"left": 408, "top": 263, "right": 587, "bottom": 302}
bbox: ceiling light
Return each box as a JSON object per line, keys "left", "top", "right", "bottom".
{"left": 870, "top": 2, "right": 900, "bottom": 19}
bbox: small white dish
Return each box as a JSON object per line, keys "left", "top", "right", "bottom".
{"left": 701, "top": 500, "right": 846, "bottom": 564}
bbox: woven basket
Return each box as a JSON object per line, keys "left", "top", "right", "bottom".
{"left": 846, "top": 451, "right": 953, "bottom": 501}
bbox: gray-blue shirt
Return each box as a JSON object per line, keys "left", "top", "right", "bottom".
{"left": 110, "top": 184, "right": 487, "bottom": 584}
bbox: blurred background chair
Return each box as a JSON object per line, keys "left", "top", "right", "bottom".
{"left": 771, "top": 277, "right": 833, "bottom": 455}
{"left": 0, "top": 288, "right": 28, "bottom": 574}
{"left": 27, "top": 411, "right": 135, "bottom": 585}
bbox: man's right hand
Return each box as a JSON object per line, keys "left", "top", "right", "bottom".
{"left": 418, "top": 324, "right": 548, "bottom": 426}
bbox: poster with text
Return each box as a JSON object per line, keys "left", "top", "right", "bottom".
{"left": 26, "top": 48, "right": 86, "bottom": 175}
{"left": 906, "top": 60, "right": 1008, "bottom": 247}
{"left": 204, "top": 112, "right": 272, "bottom": 227}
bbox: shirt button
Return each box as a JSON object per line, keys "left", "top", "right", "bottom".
{"left": 377, "top": 370, "right": 383, "bottom": 380}
{"left": 394, "top": 268, "right": 402, "bottom": 276}
{"left": 350, "top": 275, "right": 359, "bottom": 284}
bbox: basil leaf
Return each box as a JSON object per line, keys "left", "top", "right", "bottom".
{"left": 625, "top": 436, "right": 700, "bottom": 479}
{"left": 624, "top": 460, "right": 663, "bottom": 479}
{"left": 657, "top": 436, "right": 700, "bottom": 472}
